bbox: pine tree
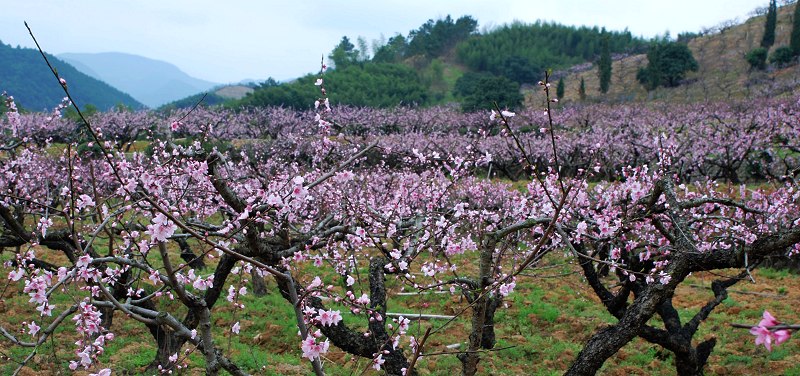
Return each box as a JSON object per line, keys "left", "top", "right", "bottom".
{"left": 762, "top": 0, "right": 777, "bottom": 49}
{"left": 598, "top": 33, "right": 612, "bottom": 93}
{"left": 792, "top": 2, "right": 800, "bottom": 55}
{"left": 579, "top": 77, "right": 587, "bottom": 100}
{"left": 556, "top": 77, "right": 565, "bottom": 100}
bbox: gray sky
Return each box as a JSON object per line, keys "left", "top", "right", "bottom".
{"left": 1, "top": 0, "right": 766, "bottom": 84}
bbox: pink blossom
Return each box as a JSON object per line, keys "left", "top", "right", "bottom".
{"left": 76, "top": 194, "right": 95, "bottom": 210}
{"left": 372, "top": 354, "right": 385, "bottom": 370}
{"left": 356, "top": 293, "right": 370, "bottom": 305}
{"left": 759, "top": 310, "right": 780, "bottom": 327}
{"left": 750, "top": 311, "right": 792, "bottom": 351}
{"left": 38, "top": 217, "right": 53, "bottom": 237}
{"left": 308, "top": 276, "right": 322, "bottom": 289}
{"left": 89, "top": 369, "right": 112, "bottom": 376}
{"left": 27, "top": 321, "right": 40, "bottom": 336}
{"left": 76, "top": 254, "right": 93, "bottom": 268}
{"left": 316, "top": 309, "right": 342, "bottom": 327}
{"left": 300, "top": 337, "right": 329, "bottom": 360}
{"left": 8, "top": 268, "right": 24, "bottom": 281}
{"left": 77, "top": 350, "right": 92, "bottom": 367}
{"left": 146, "top": 213, "right": 177, "bottom": 243}
{"left": 232, "top": 321, "right": 241, "bottom": 334}
{"left": 498, "top": 280, "right": 516, "bottom": 297}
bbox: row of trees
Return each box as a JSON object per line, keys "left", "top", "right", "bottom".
{"left": 456, "top": 22, "right": 645, "bottom": 84}
{"left": 747, "top": 1, "right": 800, "bottom": 70}
{"left": 236, "top": 63, "right": 429, "bottom": 109}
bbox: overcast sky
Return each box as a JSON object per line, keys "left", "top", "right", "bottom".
{"left": 0, "top": 1, "right": 767, "bottom": 84}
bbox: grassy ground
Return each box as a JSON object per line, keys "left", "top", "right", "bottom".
{"left": 2, "top": 244, "right": 799, "bottom": 375}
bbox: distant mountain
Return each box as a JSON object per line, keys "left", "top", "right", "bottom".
{"left": 59, "top": 52, "right": 219, "bottom": 108}
{"left": 0, "top": 42, "right": 143, "bottom": 111}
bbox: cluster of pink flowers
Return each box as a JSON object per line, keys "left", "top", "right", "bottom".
{"left": 750, "top": 311, "right": 792, "bottom": 351}
{"left": 300, "top": 330, "right": 330, "bottom": 360}
{"left": 315, "top": 309, "right": 343, "bottom": 327}
{"left": 146, "top": 212, "right": 178, "bottom": 242}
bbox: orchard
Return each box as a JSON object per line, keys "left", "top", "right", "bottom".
{"left": 1, "top": 37, "right": 800, "bottom": 376}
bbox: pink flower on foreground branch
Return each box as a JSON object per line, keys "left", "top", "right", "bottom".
{"left": 750, "top": 311, "right": 792, "bottom": 351}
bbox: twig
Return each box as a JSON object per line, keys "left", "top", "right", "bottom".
{"left": 385, "top": 312, "right": 456, "bottom": 320}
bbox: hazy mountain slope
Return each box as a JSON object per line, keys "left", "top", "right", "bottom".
{"left": 59, "top": 52, "right": 219, "bottom": 108}
{"left": 0, "top": 42, "right": 143, "bottom": 111}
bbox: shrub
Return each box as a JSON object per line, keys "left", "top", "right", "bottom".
{"left": 746, "top": 47, "right": 768, "bottom": 70}
{"left": 770, "top": 46, "right": 796, "bottom": 66}
{"left": 636, "top": 42, "right": 698, "bottom": 90}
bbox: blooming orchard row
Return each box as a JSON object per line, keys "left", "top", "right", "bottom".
{"left": 7, "top": 97, "right": 798, "bottom": 184}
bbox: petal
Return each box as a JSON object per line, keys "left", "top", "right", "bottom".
{"left": 774, "top": 330, "right": 792, "bottom": 344}
{"left": 761, "top": 310, "right": 779, "bottom": 326}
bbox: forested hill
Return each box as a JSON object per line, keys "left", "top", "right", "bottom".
{"left": 230, "top": 16, "right": 647, "bottom": 110}
{"left": 0, "top": 42, "right": 143, "bottom": 111}
{"left": 456, "top": 21, "right": 645, "bottom": 83}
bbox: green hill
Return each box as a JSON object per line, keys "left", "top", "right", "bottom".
{"left": 0, "top": 41, "right": 144, "bottom": 111}
{"left": 233, "top": 16, "right": 646, "bottom": 110}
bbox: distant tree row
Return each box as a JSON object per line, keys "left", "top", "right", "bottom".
{"left": 371, "top": 15, "right": 478, "bottom": 63}
{"left": 455, "top": 22, "right": 646, "bottom": 85}
{"left": 236, "top": 63, "right": 428, "bottom": 109}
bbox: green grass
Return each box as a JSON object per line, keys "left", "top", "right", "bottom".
{"left": 723, "top": 354, "right": 753, "bottom": 366}
{"left": 758, "top": 267, "right": 791, "bottom": 280}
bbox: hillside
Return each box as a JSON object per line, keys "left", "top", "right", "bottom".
{"left": 59, "top": 52, "right": 219, "bottom": 108}
{"left": 235, "top": 17, "right": 646, "bottom": 110}
{"left": 0, "top": 42, "right": 143, "bottom": 111}
{"left": 551, "top": 4, "right": 800, "bottom": 104}
{"left": 157, "top": 85, "right": 254, "bottom": 111}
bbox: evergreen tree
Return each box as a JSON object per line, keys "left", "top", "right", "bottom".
{"left": 598, "top": 33, "right": 612, "bottom": 93}
{"left": 556, "top": 77, "right": 565, "bottom": 100}
{"left": 329, "top": 36, "right": 359, "bottom": 69}
{"left": 455, "top": 74, "right": 523, "bottom": 111}
{"left": 636, "top": 41, "right": 698, "bottom": 90}
{"left": 761, "top": 0, "right": 777, "bottom": 49}
{"left": 792, "top": 2, "right": 800, "bottom": 55}
{"left": 746, "top": 47, "right": 768, "bottom": 70}
{"left": 373, "top": 34, "right": 408, "bottom": 63}
{"left": 579, "top": 77, "right": 586, "bottom": 100}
